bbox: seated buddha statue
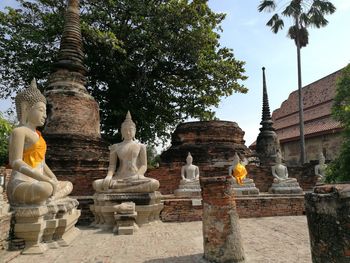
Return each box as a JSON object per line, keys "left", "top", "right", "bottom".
{"left": 228, "top": 153, "right": 250, "bottom": 185}
{"left": 181, "top": 153, "right": 199, "bottom": 183}
{"left": 7, "top": 79, "right": 73, "bottom": 206}
{"left": 93, "top": 111, "right": 159, "bottom": 193}
{"left": 271, "top": 152, "right": 296, "bottom": 183}
{"left": 315, "top": 152, "right": 327, "bottom": 182}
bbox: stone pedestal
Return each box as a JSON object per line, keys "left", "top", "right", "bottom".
{"left": 54, "top": 198, "right": 81, "bottom": 247}
{"left": 91, "top": 191, "right": 163, "bottom": 230}
{"left": 174, "top": 180, "right": 201, "bottom": 198}
{"left": 232, "top": 178, "right": 259, "bottom": 196}
{"left": 113, "top": 211, "right": 138, "bottom": 235}
{"left": 305, "top": 183, "right": 350, "bottom": 263}
{"left": 12, "top": 197, "right": 80, "bottom": 254}
{"left": 13, "top": 205, "right": 49, "bottom": 254}
{"left": 268, "top": 180, "right": 303, "bottom": 194}
{"left": 200, "top": 176, "right": 245, "bottom": 263}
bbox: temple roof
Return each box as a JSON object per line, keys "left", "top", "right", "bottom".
{"left": 271, "top": 68, "right": 344, "bottom": 142}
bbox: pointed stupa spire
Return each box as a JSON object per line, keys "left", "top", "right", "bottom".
{"left": 54, "top": 0, "right": 87, "bottom": 74}
{"left": 260, "top": 67, "right": 274, "bottom": 131}
{"left": 255, "top": 67, "right": 280, "bottom": 165}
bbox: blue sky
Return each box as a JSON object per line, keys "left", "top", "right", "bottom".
{"left": 1, "top": 0, "right": 349, "bottom": 146}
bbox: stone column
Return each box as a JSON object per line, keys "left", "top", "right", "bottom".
{"left": 200, "top": 175, "right": 245, "bottom": 263}
{"left": 305, "top": 183, "right": 350, "bottom": 262}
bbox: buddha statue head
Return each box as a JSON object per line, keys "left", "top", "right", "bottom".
{"left": 15, "top": 79, "right": 46, "bottom": 126}
{"left": 186, "top": 152, "right": 193, "bottom": 165}
{"left": 275, "top": 151, "right": 282, "bottom": 164}
{"left": 121, "top": 111, "right": 136, "bottom": 141}
{"left": 318, "top": 152, "right": 325, "bottom": 165}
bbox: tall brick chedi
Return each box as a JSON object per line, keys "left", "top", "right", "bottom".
{"left": 256, "top": 67, "right": 280, "bottom": 165}
{"left": 44, "top": 0, "right": 108, "bottom": 195}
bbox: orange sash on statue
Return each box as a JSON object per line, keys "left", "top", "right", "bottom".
{"left": 22, "top": 130, "right": 46, "bottom": 168}
{"left": 233, "top": 163, "right": 247, "bottom": 185}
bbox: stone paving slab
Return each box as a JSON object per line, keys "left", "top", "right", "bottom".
{"left": 3, "top": 216, "right": 311, "bottom": 263}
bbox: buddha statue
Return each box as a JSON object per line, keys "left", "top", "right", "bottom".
{"left": 229, "top": 153, "right": 248, "bottom": 185}
{"left": 93, "top": 111, "right": 159, "bottom": 193}
{"left": 174, "top": 152, "right": 201, "bottom": 198}
{"left": 271, "top": 152, "right": 296, "bottom": 183}
{"left": 181, "top": 152, "right": 199, "bottom": 183}
{"left": 315, "top": 152, "right": 327, "bottom": 182}
{"left": 7, "top": 79, "right": 73, "bottom": 206}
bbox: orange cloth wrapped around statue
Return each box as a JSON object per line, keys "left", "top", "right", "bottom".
{"left": 232, "top": 163, "right": 247, "bottom": 185}
{"left": 22, "top": 130, "right": 46, "bottom": 168}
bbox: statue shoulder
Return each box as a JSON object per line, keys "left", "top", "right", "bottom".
{"left": 109, "top": 144, "right": 119, "bottom": 152}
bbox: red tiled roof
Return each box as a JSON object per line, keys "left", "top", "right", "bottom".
{"left": 276, "top": 116, "right": 342, "bottom": 142}
{"left": 271, "top": 68, "right": 344, "bottom": 142}
{"left": 272, "top": 69, "right": 342, "bottom": 120}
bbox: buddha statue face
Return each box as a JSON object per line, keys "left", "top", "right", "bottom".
{"left": 26, "top": 101, "right": 47, "bottom": 127}
{"left": 186, "top": 153, "right": 193, "bottom": 165}
{"left": 121, "top": 111, "right": 136, "bottom": 141}
{"left": 319, "top": 154, "right": 325, "bottom": 165}
{"left": 275, "top": 153, "right": 282, "bottom": 164}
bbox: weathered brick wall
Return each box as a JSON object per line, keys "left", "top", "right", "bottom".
{"left": 305, "top": 184, "right": 350, "bottom": 262}
{"left": 161, "top": 199, "right": 203, "bottom": 222}
{"left": 236, "top": 195, "right": 305, "bottom": 218}
{"left": 74, "top": 196, "right": 94, "bottom": 226}
{"left": 149, "top": 163, "right": 318, "bottom": 195}
{"left": 160, "top": 194, "right": 305, "bottom": 222}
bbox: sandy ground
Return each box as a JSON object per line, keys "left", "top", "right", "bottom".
{"left": 4, "top": 216, "right": 311, "bottom": 263}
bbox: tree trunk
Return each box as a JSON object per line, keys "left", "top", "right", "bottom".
{"left": 296, "top": 17, "right": 306, "bottom": 164}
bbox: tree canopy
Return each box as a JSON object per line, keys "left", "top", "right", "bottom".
{"left": 0, "top": 113, "right": 13, "bottom": 166}
{"left": 0, "top": 0, "right": 247, "bottom": 144}
{"left": 326, "top": 64, "right": 350, "bottom": 182}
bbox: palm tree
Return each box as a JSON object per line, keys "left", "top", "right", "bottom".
{"left": 258, "top": 0, "right": 336, "bottom": 164}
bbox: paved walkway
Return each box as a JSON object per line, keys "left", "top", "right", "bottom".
{"left": 4, "top": 216, "right": 311, "bottom": 263}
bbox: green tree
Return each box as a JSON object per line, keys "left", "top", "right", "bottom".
{"left": 0, "top": 0, "right": 247, "bottom": 144}
{"left": 0, "top": 113, "right": 13, "bottom": 166}
{"left": 258, "top": 0, "right": 336, "bottom": 164}
{"left": 326, "top": 64, "right": 350, "bottom": 183}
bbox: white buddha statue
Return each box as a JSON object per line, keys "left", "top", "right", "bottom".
{"left": 181, "top": 152, "right": 199, "bottom": 183}
{"left": 315, "top": 152, "right": 327, "bottom": 182}
{"left": 174, "top": 152, "right": 201, "bottom": 198}
{"left": 271, "top": 152, "right": 296, "bottom": 183}
{"left": 93, "top": 111, "right": 159, "bottom": 193}
{"left": 7, "top": 79, "right": 73, "bottom": 206}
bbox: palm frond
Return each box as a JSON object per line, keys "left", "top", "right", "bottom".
{"left": 312, "top": 0, "right": 336, "bottom": 15}
{"left": 282, "top": 0, "right": 301, "bottom": 17}
{"left": 266, "top": 13, "right": 284, "bottom": 33}
{"left": 258, "top": 0, "right": 276, "bottom": 13}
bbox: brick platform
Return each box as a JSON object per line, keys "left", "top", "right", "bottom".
{"left": 160, "top": 193, "right": 305, "bottom": 222}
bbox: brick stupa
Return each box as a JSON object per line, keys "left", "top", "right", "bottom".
{"left": 43, "top": 0, "right": 108, "bottom": 197}
{"left": 148, "top": 120, "right": 252, "bottom": 194}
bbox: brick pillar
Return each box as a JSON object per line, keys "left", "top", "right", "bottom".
{"left": 305, "top": 183, "right": 350, "bottom": 262}
{"left": 200, "top": 175, "right": 245, "bottom": 263}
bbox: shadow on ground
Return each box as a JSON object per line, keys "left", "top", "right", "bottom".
{"left": 144, "top": 253, "right": 207, "bottom": 263}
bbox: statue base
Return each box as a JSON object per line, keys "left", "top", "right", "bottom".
{"left": 91, "top": 191, "right": 163, "bottom": 230}
{"left": 231, "top": 178, "right": 260, "bottom": 196}
{"left": 11, "top": 197, "right": 81, "bottom": 254}
{"left": 268, "top": 181, "right": 303, "bottom": 194}
{"left": 174, "top": 181, "right": 201, "bottom": 198}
